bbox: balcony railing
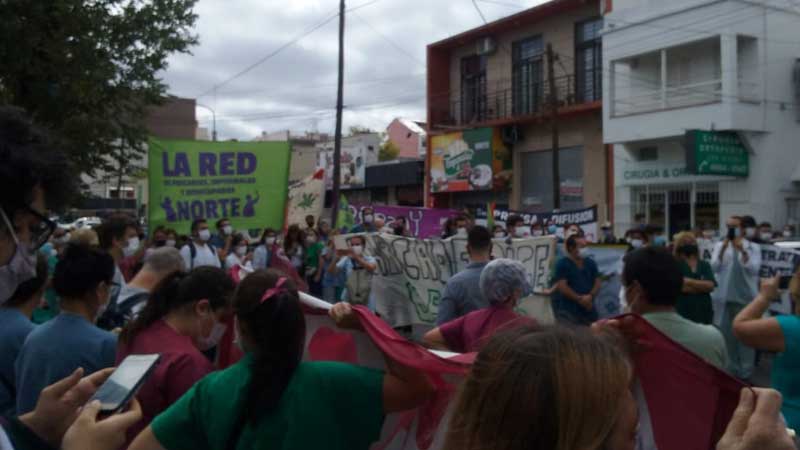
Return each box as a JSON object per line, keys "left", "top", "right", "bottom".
{"left": 431, "top": 74, "right": 598, "bottom": 128}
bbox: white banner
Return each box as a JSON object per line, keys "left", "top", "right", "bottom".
{"left": 334, "top": 234, "right": 557, "bottom": 329}
{"left": 285, "top": 169, "right": 324, "bottom": 228}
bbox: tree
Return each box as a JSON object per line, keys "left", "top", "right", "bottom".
{"left": 379, "top": 140, "right": 400, "bottom": 162}
{"left": 0, "top": 1, "right": 199, "bottom": 179}
{"left": 348, "top": 125, "right": 375, "bottom": 135}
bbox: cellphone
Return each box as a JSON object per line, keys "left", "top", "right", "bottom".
{"left": 727, "top": 227, "right": 736, "bottom": 241}
{"left": 779, "top": 275, "right": 793, "bottom": 290}
{"left": 89, "top": 354, "right": 160, "bottom": 413}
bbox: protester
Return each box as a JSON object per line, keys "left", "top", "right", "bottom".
{"left": 425, "top": 258, "right": 537, "bottom": 353}
{"left": 624, "top": 228, "right": 648, "bottom": 250}
{"left": 601, "top": 222, "right": 617, "bottom": 244}
{"left": 317, "top": 218, "right": 331, "bottom": 242}
{"left": 436, "top": 226, "right": 492, "bottom": 325}
{"left": 711, "top": 215, "right": 762, "bottom": 379}
{"left": 441, "top": 217, "right": 456, "bottom": 239}
{"left": 392, "top": 216, "right": 411, "bottom": 236}
{"left": 253, "top": 228, "right": 278, "bottom": 270}
{"left": 208, "top": 217, "right": 233, "bottom": 253}
{"left": 305, "top": 214, "right": 316, "bottom": 231}
{"left": 673, "top": 231, "right": 717, "bottom": 325}
{"left": 492, "top": 224, "right": 506, "bottom": 239}
{"left": 530, "top": 222, "right": 545, "bottom": 237}
{"left": 128, "top": 270, "right": 433, "bottom": 450}
{"left": 329, "top": 235, "right": 376, "bottom": 306}
{"left": 783, "top": 225, "right": 795, "bottom": 239}
{"left": 732, "top": 271, "right": 800, "bottom": 430}
{"left": 552, "top": 236, "right": 601, "bottom": 325}
{"left": 645, "top": 224, "right": 667, "bottom": 247}
{"left": 15, "top": 244, "right": 117, "bottom": 414}
{"left": 117, "top": 267, "right": 235, "bottom": 442}
{"left": 758, "top": 222, "right": 774, "bottom": 243}
{"left": 442, "top": 325, "right": 636, "bottom": 450}
{"left": 165, "top": 229, "right": 178, "bottom": 248}
{"left": 624, "top": 246, "right": 728, "bottom": 368}
{"left": 33, "top": 229, "right": 66, "bottom": 323}
{"left": 373, "top": 216, "right": 386, "bottom": 232}
{"left": 180, "top": 218, "right": 221, "bottom": 270}
{"left": 741, "top": 216, "right": 759, "bottom": 243}
{"left": 96, "top": 214, "right": 140, "bottom": 293}
{"left": 224, "top": 234, "right": 251, "bottom": 271}
{"left": 304, "top": 228, "right": 324, "bottom": 297}
{"left": 564, "top": 222, "right": 583, "bottom": 239}
{"left": 283, "top": 224, "right": 305, "bottom": 274}
{"left": 320, "top": 236, "right": 344, "bottom": 303}
{"left": 0, "top": 254, "right": 48, "bottom": 415}
{"left": 506, "top": 214, "right": 526, "bottom": 238}
{"left": 545, "top": 219, "right": 558, "bottom": 236}
{"left": 0, "top": 106, "right": 142, "bottom": 449}
{"left": 351, "top": 207, "right": 377, "bottom": 233}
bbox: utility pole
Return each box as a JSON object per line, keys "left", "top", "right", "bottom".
{"left": 330, "top": 0, "right": 345, "bottom": 228}
{"left": 546, "top": 43, "right": 561, "bottom": 210}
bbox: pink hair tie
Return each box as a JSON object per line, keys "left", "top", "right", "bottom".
{"left": 259, "top": 277, "right": 288, "bottom": 304}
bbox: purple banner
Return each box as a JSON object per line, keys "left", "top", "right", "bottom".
{"left": 350, "top": 204, "right": 459, "bottom": 238}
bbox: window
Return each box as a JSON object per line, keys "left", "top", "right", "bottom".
{"left": 575, "top": 18, "right": 603, "bottom": 103}
{"left": 520, "top": 147, "right": 584, "bottom": 212}
{"left": 512, "top": 36, "right": 544, "bottom": 115}
{"left": 638, "top": 147, "right": 658, "bottom": 161}
{"left": 460, "top": 55, "right": 487, "bottom": 123}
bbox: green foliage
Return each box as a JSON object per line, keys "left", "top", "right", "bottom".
{"left": 0, "top": 0, "right": 199, "bottom": 179}
{"left": 379, "top": 140, "right": 401, "bottom": 161}
{"left": 348, "top": 125, "right": 375, "bottom": 135}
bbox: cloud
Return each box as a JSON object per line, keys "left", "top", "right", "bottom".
{"left": 163, "top": 0, "right": 551, "bottom": 140}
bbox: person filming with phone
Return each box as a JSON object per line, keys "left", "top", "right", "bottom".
{"left": 732, "top": 268, "right": 800, "bottom": 431}
{"left": 711, "top": 215, "right": 762, "bottom": 380}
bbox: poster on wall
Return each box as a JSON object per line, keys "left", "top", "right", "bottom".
{"left": 148, "top": 138, "right": 291, "bottom": 234}
{"left": 429, "top": 128, "right": 511, "bottom": 193}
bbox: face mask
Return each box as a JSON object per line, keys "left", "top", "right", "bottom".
{"left": 785, "top": 230, "right": 793, "bottom": 238}
{"left": 223, "top": 225, "right": 233, "bottom": 236}
{"left": 265, "top": 237, "right": 276, "bottom": 246}
{"left": 653, "top": 236, "right": 667, "bottom": 246}
{"left": 0, "top": 208, "right": 37, "bottom": 304}
{"left": 630, "top": 239, "right": 644, "bottom": 249}
{"left": 363, "top": 214, "right": 374, "bottom": 224}
{"left": 123, "top": 237, "right": 140, "bottom": 257}
{"left": 351, "top": 245, "right": 363, "bottom": 256}
{"left": 548, "top": 225, "right": 558, "bottom": 234}
{"left": 745, "top": 227, "right": 756, "bottom": 239}
{"left": 494, "top": 231, "right": 506, "bottom": 239}
{"left": 198, "top": 229, "right": 211, "bottom": 242}
{"left": 678, "top": 244, "right": 699, "bottom": 256}
{"left": 731, "top": 227, "right": 742, "bottom": 239}
{"left": 166, "top": 239, "right": 176, "bottom": 247}
{"left": 514, "top": 226, "right": 527, "bottom": 238}
{"left": 456, "top": 227, "right": 468, "bottom": 237}
{"left": 532, "top": 229, "right": 543, "bottom": 237}
{"left": 702, "top": 231, "right": 715, "bottom": 239}
{"left": 578, "top": 247, "right": 590, "bottom": 259}
{"left": 197, "top": 321, "right": 227, "bottom": 351}
{"left": 761, "top": 232, "right": 772, "bottom": 242}
{"left": 235, "top": 246, "right": 247, "bottom": 257}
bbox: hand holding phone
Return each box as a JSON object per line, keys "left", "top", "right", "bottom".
{"left": 88, "top": 354, "right": 160, "bottom": 413}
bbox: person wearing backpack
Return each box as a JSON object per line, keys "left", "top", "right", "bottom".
{"left": 180, "top": 219, "right": 221, "bottom": 271}
{"left": 329, "top": 235, "right": 377, "bottom": 307}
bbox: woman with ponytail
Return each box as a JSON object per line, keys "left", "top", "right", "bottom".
{"left": 130, "top": 268, "right": 434, "bottom": 450}
{"left": 116, "top": 266, "right": 235, "bottom": 443}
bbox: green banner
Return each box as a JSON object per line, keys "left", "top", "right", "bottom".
{"left": 148, "top": 138, "right": 291, "bottom": 234}
{"left": 685, "top": 130, "right": 749, "bottom": 177}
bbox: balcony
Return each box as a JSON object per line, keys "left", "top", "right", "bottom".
{"left": 430, "top": 73, "right": 600, "bottom": 129}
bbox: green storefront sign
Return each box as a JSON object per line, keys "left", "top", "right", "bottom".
{"left": 685, "top": 130, "right": 749, "bottom": 177}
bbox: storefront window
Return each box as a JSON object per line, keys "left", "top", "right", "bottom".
{"left": 630, "top": 183, "right": 719, "bottom": 237}
{"left": 520, "top": 146, "right": 583, "bottom": 212}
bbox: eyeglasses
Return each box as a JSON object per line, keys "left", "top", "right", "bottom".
{"left": 24, "top": 206, "right": 57, "bottom": 251}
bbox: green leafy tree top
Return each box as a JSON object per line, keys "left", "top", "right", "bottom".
{"left": 379, "top": 140, "right": 400, "bottom": 161}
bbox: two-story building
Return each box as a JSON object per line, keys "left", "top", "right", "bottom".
{"left": 604, "top": 0, "right": 800, "bottom": 236}
{"left": 426, "top": 0, "right": 610, "bottom": 221}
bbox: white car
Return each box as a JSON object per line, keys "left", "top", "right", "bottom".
{"left": 59, "top": 216, "right": 102, "bottom": 230}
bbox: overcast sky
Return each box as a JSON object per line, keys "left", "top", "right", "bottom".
{"left": 162, "top": 0, "right": 550, "bottom": 140}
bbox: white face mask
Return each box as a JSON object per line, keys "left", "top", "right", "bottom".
{"left": 702, "top": 231, "right": 715, "bottom": 239}
{"left": 235, "top": 246, "right": 247, "bottom": 257}
{"left": 494, "top": 231, "right": 506, "bottom": 239}
{"left": 514, "top": 226, "right": 527, "bottom": 238}
{"left": 630, "top": 239, "right": 644, "bottom": 249}
{"left": 785, "top": 230, "right": 793, "bottom": 238}
{"left": 0, "top": 208, "right": 37, "bottom": 304}
{"left": 761, "top": 232, "right": 772, "bottom": 241}
{"left": 456, "top": 227, "right": 468, "bottom": 237}
{"left": 532, "top": 229, "right": 543, "bottom": 237}
{"left": 166, "top": 239, "right": 176, "bottom": 247}
{"left": 123, "top": 237, "right": 140, "bottom": 257}
{"left": 197, "top": 321, "right": 227, "bottom": 351}
{"left": 745, "top": 227, "right": 756, "bottom": 239}
{"left": 198, "top": 229, "right": 211, "bottom": 242}
{"left": 306, "top": 236, "right": 317, "bottom": 245}
{"left": 363, "top": 214, "right": 374, "bottom": 224}
{"left": 222, "top": 225, "right": 233, "bottom": 236}
{"left": 265, "top": 237, "right": 276, "bottom": 246}
{"left": 351, "top": 245, "right": 363, "bottom": 256}
{"left": 578, "top": 247, "right": 590, "bottom": 259}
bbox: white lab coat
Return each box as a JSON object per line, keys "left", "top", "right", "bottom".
{"left": 710, "top": 239, "right": 761, "bottom": 305}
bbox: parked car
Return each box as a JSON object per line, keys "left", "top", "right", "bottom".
{"left": 58, "top": 216, "right": 102, "bottom": 230}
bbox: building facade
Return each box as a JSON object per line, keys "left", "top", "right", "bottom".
{"left": 386, "top": 118, "right": 427, "bottom": 159}
{"left": 604, "top": 0, "right": 800, "bottom": 236}
{"left": 255, "top": 130, "right": 330, "bottom": 183}
{"left": 426, "top": 0, "right": 610, "bottom": 220}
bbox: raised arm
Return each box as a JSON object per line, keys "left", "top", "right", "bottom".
{"left": 732, "top": 277, "right": 785, "bottom": 353}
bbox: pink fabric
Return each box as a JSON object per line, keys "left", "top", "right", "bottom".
{"left": 116, "top": 320, "right": 214, "bottom": 444}
{"left": 439, "top": 306, "right": 537, "bottom": 353}
{"left": 268, "top": 244, "right": 309, "bottom": 292}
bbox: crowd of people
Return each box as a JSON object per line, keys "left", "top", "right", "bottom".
{"left": 0, "top": 105, "right": 797, "bottom": 450}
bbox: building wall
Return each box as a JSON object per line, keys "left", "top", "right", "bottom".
{"left": 386, "top": 119, "right": 422, "bottom": 159}
{"left": 145, "top": 97, "right": 198, "bottom": 140}
{"left": 289, "top": 142, "right": 318, "bottom": 183}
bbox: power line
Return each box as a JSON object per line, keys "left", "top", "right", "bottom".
{"left": 471, "top": 0, "right": 489, "bottom": 23}
{"left": 352, "top": 11, "right": 425, "bottom": 67}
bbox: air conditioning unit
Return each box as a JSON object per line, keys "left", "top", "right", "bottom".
{"left": 476, "top": 37, "right": 496, "bottom": 56}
